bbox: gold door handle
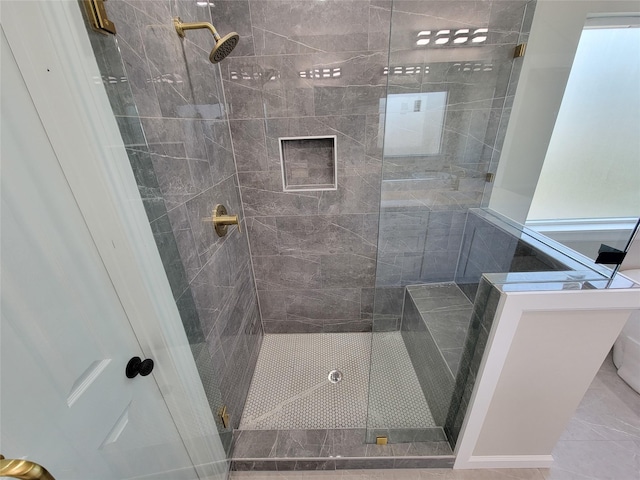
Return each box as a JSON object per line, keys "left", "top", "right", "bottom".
{"left": 0, "top": 455, "right": 56, "bottom": 480}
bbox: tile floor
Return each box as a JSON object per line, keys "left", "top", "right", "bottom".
{"left": 368, "top": 332, "right": 437, "bottom": 429}
{"left": 231, "top": 353, "right": 640, "bottom": 479}
{"left": 240, "top": 333, "right": 436, "bottom": 430}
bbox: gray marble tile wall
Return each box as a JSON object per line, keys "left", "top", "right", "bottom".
{"left": 91, "top": 0, "right": 263, "bottom": 446}
{"left": 400, "top": 289, "right": 457, "bottom": 427}
{"left": 374, "top": 0, "right": 536, "bottom": 325}
{"left": 212, "top": 0, "right": 391, "bottom": 333}
{"left": 408, "top": 284, "right": 474, "bottom": 376}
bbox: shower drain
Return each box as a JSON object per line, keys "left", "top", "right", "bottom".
{"left": 328, "top": 369, "right": 343, "bottom": 383}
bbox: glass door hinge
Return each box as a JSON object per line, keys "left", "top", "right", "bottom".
{"left": 83, "top": 0, "right": 116, "bottom": 35}
{"left": 514, "top": 43, "right": 526, "bottom": 58}
{"left": 376, "top": 436, "right": 388, "bottom": 445}
{"left": 218, "top": 405, "right": 230, "bottom": 429}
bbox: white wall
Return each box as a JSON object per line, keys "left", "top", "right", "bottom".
{"left": 528, "top": 25, "right": 640, "bottom": 221}
{"left": 489, "top": 0, "right": 640, "bottom": 224}
{"left": 454, "top": 284, "right": 640, "bottom": 469}
{"left": 473, "top": 308, "right": 630, "bottom": 456}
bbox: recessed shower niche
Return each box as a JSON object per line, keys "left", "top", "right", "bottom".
{"left": 279, "top": 136, "right": 337, "bottom": 191}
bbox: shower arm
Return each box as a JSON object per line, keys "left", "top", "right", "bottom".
{"left": 174, "top": 18, "right": 222, "bottom": 41}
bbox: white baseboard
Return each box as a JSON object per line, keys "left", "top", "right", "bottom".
{"left": 455, "top": 454, "right": 554, "bottom": 469}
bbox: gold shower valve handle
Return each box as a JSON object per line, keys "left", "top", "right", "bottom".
{"left": 210, "top": 204, "right": 241, "bottom": 237}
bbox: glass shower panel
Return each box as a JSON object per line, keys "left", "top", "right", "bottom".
{"left": 526, "top": 18, "right": 640, "bottom": 264}
{"left": 366, "top": 0, "right": 536, "bottom": 445}
{"left": 83, "top": 10, "right": 234, "bottom": 455}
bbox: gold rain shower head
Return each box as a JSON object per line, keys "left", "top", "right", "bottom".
{"left": 173, "top": 17, "right": 239, "bottom": 64}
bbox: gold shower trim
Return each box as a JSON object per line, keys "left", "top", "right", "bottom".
{"left": 0, "top": 455, "right": 56, "bottom": 480}
{"left": 218, "top": 405, "right": 230, "bottom": 429}
{"left": 204, "top": 204, "right": 241, "bottom": 237}
{"left": 173, "top": 17, "right": 239, "bottom": 64}
{"left": 83, "top": 0, "right": 116, "bottom": 35}
{"left": 174, "top": 17, "right": 221, "bottom": 41}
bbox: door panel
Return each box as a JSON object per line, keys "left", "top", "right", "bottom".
{"left": 0, "top": 27, "right": 197, "bottom": 480}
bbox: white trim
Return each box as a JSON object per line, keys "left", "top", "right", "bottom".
{"left": 585, "top": 14, "right": 640, "bottom": 28}
{"left": 278, "top": 135, "right": 338, "bottom": 192}
{"left": 454, "top": 286, "right": 640, "bottom": 469}
{"left": 0, "top": 2, "right": 226, "bottom": 478}
{"left": 525, "top": 217, "right": 638, "bottom": 232}
{"left": 454, "top": 292, "right": 511, "bottom": 469}
{"left": 463, "top": 455, "right": 554, "bottom": 469}
{"left": 524, "top": 217, "right": 637, "bottom": 257}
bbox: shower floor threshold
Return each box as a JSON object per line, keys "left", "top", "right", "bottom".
{"left": 231, "top": 428, "right": 454, "bottom": 472}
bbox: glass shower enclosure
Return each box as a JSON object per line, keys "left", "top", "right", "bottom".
{"left": 366, "top": 0, "right": 539, "bottom": 446}
{"left": 81, "top": 0, "right": 640, "bottom": 464}
{"left": 365, "top": 0, "right": 640, "bottom": 449}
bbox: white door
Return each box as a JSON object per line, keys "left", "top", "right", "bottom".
{"left": 0, "top": 27, "right": 199, "bottom": 480}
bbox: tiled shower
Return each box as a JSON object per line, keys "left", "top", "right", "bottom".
{"left": 87, "top": 0, "right": 545, "bottom": 470}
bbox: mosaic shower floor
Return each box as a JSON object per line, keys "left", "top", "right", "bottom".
{"left": 239, "top": 332, "right": 436, "bottom": 430}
